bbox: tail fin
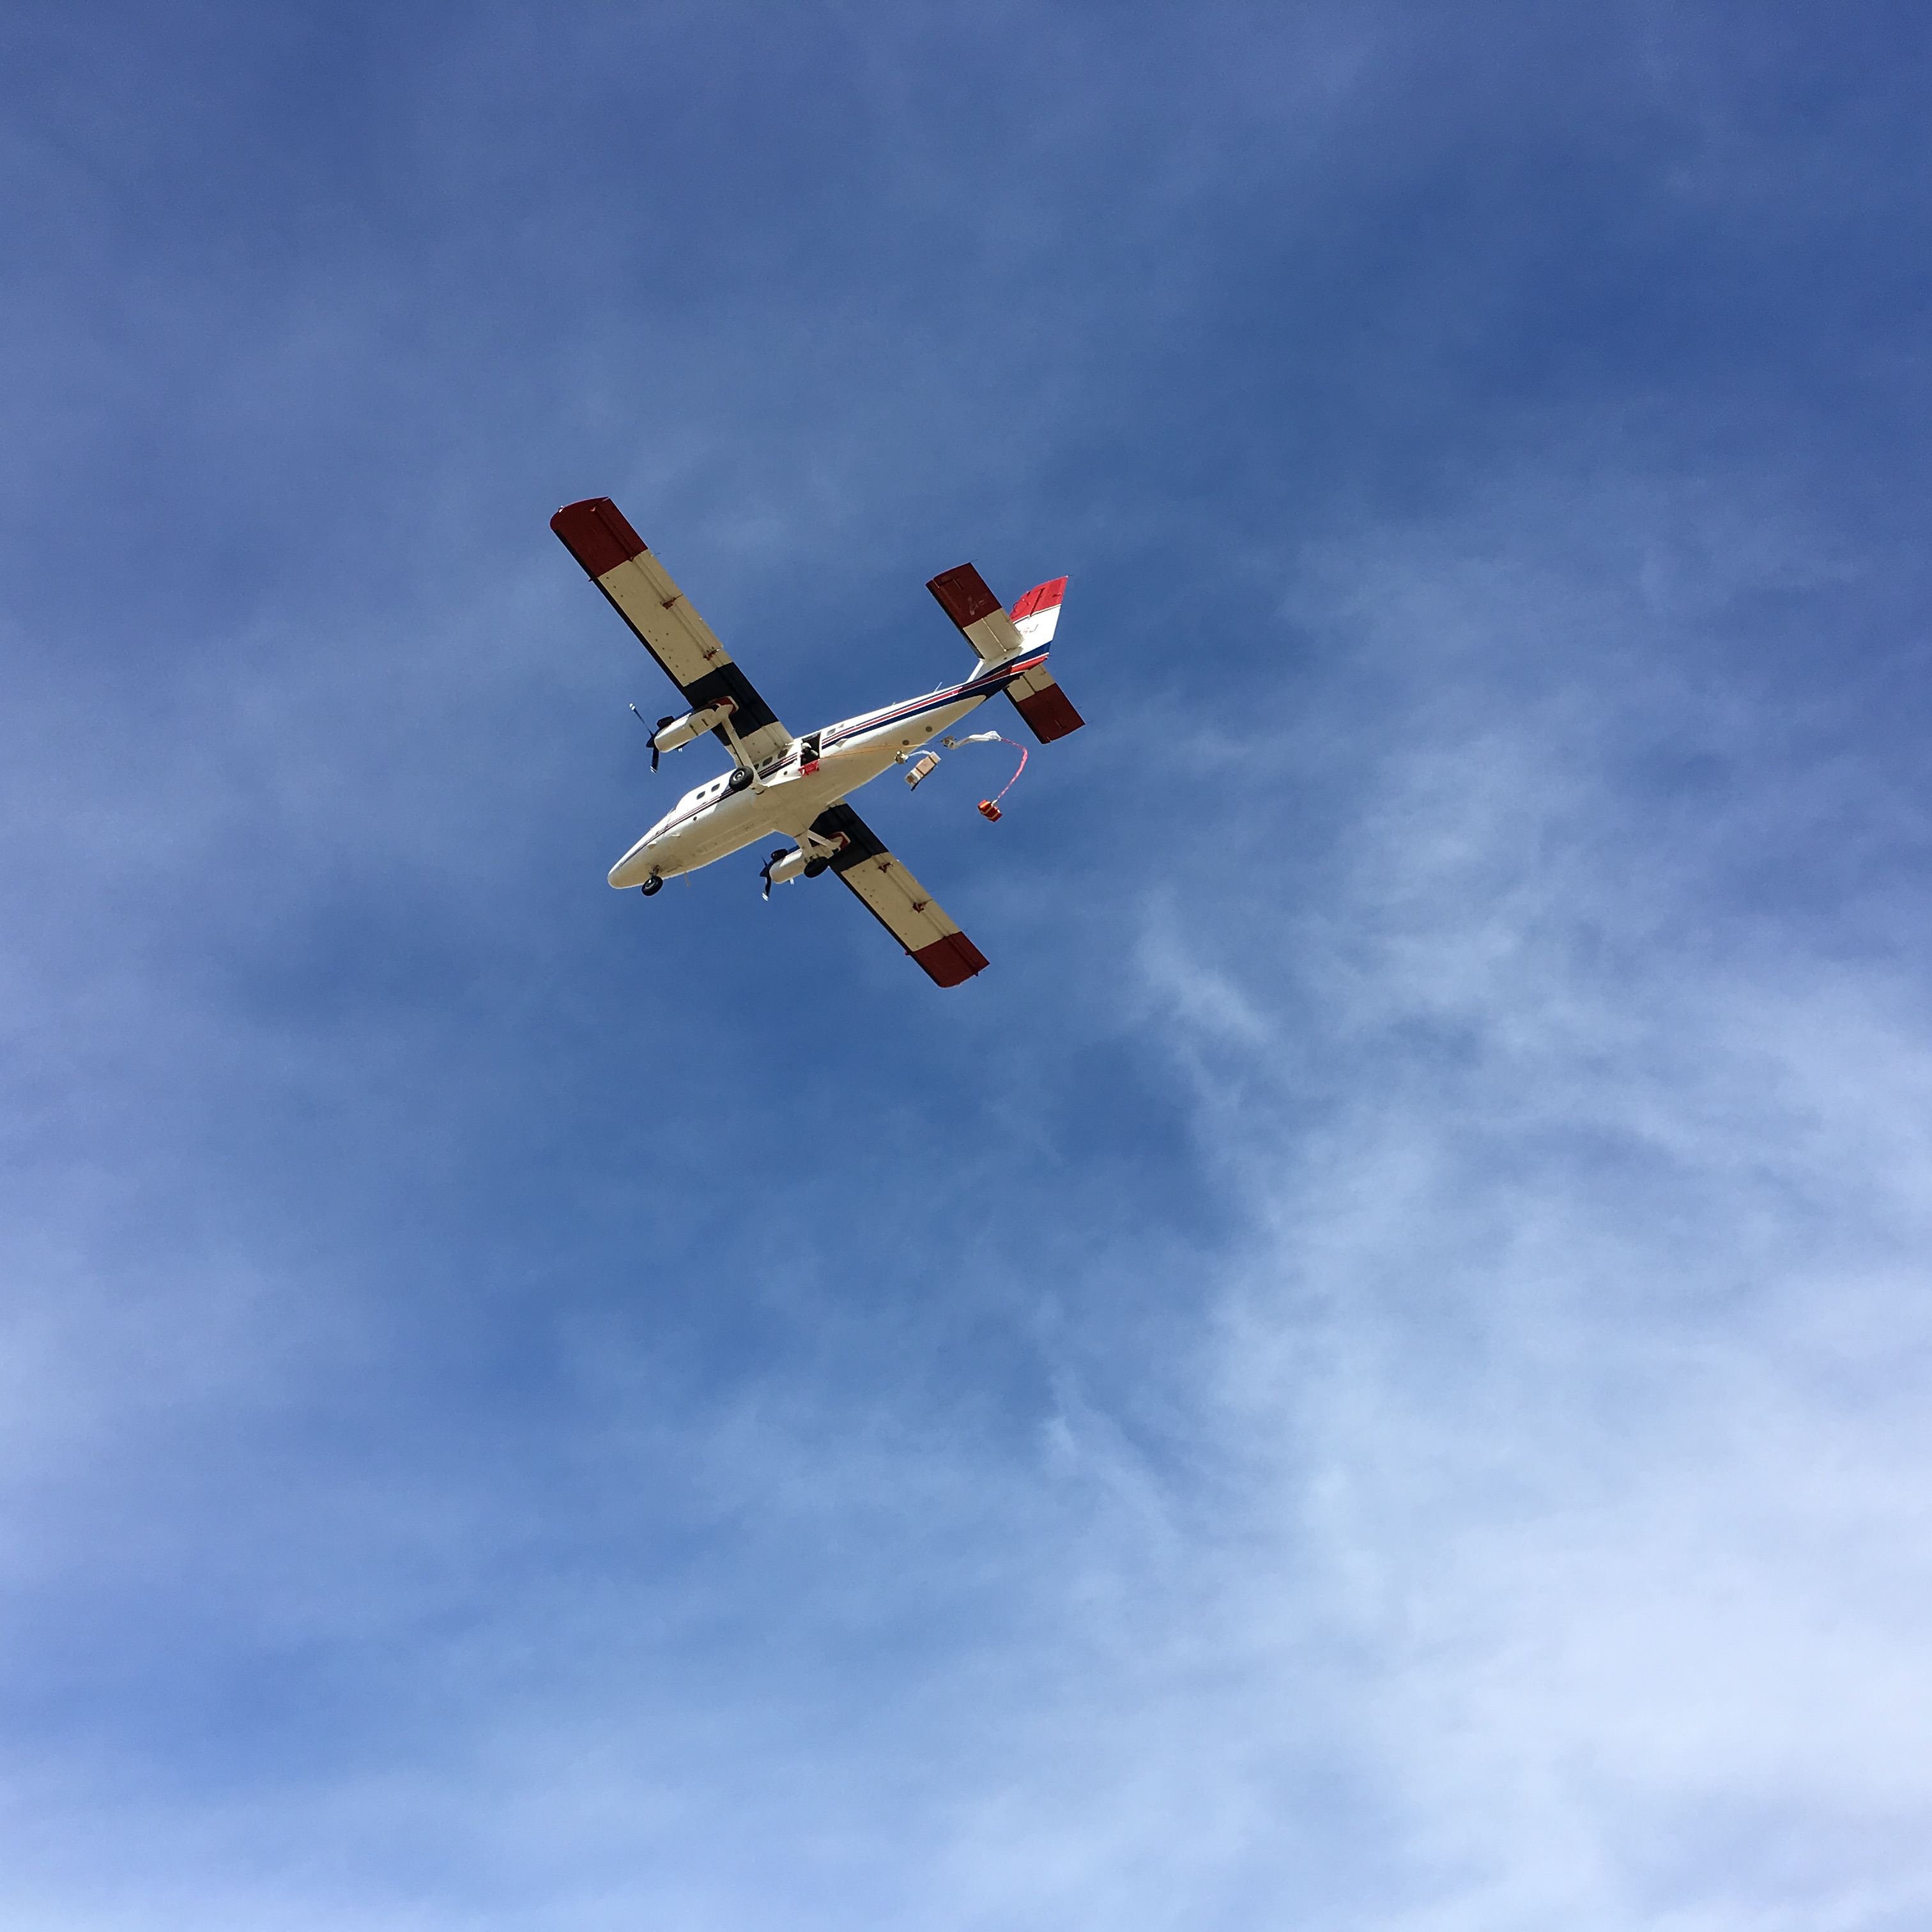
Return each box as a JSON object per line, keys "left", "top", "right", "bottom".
{"left": 1009, "top": 576, "right": 1066, "bottom": 647}
{"left": 1002, "top": 576, "right": 1082, "bottom": 742}
{"left": 926, "top": 564, "right": 1085, "bottom": 742}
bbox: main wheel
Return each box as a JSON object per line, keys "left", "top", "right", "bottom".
{"left": 726, "top": 767, "right": 753, "bottom": 793}
{"left": 641, "top": 875, "right": 664, "bottom": 896}
{"left": 802, "top": 856, "right": 830, "bottom": 878}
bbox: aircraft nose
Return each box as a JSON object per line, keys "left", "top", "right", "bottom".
{"left": 610, "top": 841, "right": 654, "bottom": 889}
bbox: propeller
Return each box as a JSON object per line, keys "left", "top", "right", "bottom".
{"left": 629, "top": 704, "right": 657, "bottom": 770}
{"left": 630, "top": 705, "right": 678, "bottom": 771}
{"left": 759, "top": 848, "right": 789, "bottom": 901}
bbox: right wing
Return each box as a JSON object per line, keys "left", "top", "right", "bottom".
{"left": 807, "top": 803, "right": 990, "bottom": 988}
{"left": 551, "top": 498, "right": 792, "bottom": 768}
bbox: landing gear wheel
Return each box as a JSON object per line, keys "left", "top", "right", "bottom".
{"left": 640, "top": 875, "right": 663, "bottom": 896}
{"left": 802, "top": 856, "right": 830, "bottom": 878}
{"left": 726, "top": 766, "right": 753, "bottom": 793}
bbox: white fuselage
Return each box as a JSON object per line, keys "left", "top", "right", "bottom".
{"left": 608, "top": 649, "right": 1045, "bottom": 889}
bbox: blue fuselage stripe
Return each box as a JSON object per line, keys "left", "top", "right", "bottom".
{"left": 822, "top": 650, "right": 1046, "bottom": 746}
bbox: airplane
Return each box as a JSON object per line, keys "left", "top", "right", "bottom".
{"left": 551, "top": 498, "right": 1084, "bottom": 987}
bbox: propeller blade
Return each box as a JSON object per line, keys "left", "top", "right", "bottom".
{"left": 630, "top": 703, "right": 663, "bottom": 771}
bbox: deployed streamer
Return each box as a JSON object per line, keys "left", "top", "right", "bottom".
{"left": 943, "top": 730, "right": 1029, "bottom": 823}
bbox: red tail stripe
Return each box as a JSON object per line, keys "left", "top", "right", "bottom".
{"left": 1009, "top": 576, "right": 1067, "bottom": 620}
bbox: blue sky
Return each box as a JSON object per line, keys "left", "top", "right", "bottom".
{"left": 5, "top": 4, "right": 1932, "bottom": 1926}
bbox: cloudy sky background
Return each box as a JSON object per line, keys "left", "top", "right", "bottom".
{"left": 5, "top": 4, "right": 1932, "bottom": 1927}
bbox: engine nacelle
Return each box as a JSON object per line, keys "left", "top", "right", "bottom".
{"left": 650, "top": 697, "right": 736, "bottom": 757}
{"left": 763, "top": 846, "right": 811, "bottom": 889}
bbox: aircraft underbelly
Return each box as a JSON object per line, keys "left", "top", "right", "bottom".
{"left": 608, "top": 689, "right": 994, "bottom": 887}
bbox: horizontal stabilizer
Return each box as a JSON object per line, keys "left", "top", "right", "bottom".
{"left": 1008, "top": 680, "right": 1085, "bottom": 743}
{"left": 928, "top": 563, "right": 1026, "bottom": 665}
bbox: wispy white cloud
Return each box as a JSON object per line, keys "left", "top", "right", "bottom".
{"left": 1100, "top": 475, "right": 1932, "bottom": 1929}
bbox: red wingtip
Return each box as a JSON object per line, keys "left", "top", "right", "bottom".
{"left": 911, "top": 933, "right": 990, "bottom": 987}
{"left": 551, "top": 498, "right": 647, "bottom": 579}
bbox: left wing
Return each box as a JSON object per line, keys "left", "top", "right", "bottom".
{"left": 551, "top": 497, "right": 792, "bottom": 768}
{"left": 807, "top": 803, "right": 990, "bottom": 988}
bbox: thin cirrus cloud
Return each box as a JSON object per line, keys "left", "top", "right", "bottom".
{"left": 1135, "top": 480, "right": 1932, "bottom": 1929}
